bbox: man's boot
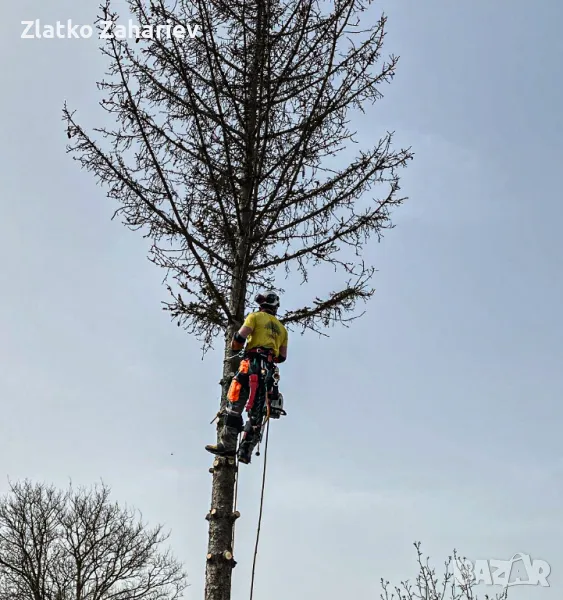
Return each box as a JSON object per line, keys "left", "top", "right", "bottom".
{"left": 237, "top": 441, "right": 253, "bottom": 464}
{"left": 237, "top": 422, "right": 260, "bottom": 464}
{"left": 205, "top": 410, "right": 243, "bottom": 457}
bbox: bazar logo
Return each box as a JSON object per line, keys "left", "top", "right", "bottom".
{"left": 21, "top": 19, "right": 201, "bottom": 39}
{"left": 454, "top": 553, "right": 550, "bottom": 588}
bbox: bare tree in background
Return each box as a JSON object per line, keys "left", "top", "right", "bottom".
{"left": 0, "top": 479, "right": 187, "bottom": 600}
{"left": 63, "top": 0, "right": 413, "bottom": 599}
{"left": 380, "top": 543, "right": 510, "bottom": 600}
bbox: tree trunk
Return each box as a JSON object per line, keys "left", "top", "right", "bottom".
{"left": 204, "top": 279, "right": 246, "bottom": 600}
{"left": 204, "top": 332, "right": 240, "bottom": 600}
{"left": 205, "top": 4, "right": 264, "bottom": 596}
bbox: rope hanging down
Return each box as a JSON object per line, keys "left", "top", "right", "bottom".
{"left": 249, "top": 417, "right": 271, "bottom": 600}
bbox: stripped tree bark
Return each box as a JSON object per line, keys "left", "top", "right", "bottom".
{"left": 63, "top": 1, "right": 413, "bottom": 599}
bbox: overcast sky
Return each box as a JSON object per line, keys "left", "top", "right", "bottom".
{"left": 1, "top": 1, "right": 562, "bottom": 599}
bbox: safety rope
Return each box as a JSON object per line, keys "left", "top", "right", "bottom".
{"left": 249, "top": 409, "right": 271, "bottom": 600}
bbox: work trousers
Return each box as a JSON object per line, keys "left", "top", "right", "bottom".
{"left": 218, "top": 349, "right": 279, "bottom": 456}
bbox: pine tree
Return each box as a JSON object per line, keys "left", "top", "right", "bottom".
{"left": 63, "top": 1, "right": 413, "bottom": 599}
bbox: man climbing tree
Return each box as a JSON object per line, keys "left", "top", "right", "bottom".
{"left": 63, "top": 0, "right": 413, "bottom": 599}
{"left": 205, "top": 290, "right": 288, "bottom": 464}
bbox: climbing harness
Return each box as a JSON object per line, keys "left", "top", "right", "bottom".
{"left": 244, "top": 347, "right": 275, "bottom": 412}
{"left": 233, "top": 346, "right": 282, "bottom": 463}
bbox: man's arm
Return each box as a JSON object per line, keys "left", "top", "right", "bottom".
{"left": 231, "top": 313, "right": 255, "bottom": 351}
{"left": 275, "top": 345, "right": 287, "bottom": 363}
{"left": 275, "top": 329, "right": 288, "bottom": 362}
{"left": 231, "top": 325, "right": 252, "bottom": 351}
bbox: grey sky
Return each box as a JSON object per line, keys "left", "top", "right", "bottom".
{"left": 1, "top": 1, "right": 562, "bottom": 599}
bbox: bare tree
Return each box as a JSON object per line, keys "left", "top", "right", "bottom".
{"left": 0, "top": 480, "right": 187, "bottom": 600}
{"left": 380, "top": 543, "right": 510, "bottom": 600}
{"left": 63, "top": 0, "right": 413, "bottom": 599}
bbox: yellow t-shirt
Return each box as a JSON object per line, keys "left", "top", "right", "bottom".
{"left": 243, "top": 311, "right": 288, "bottom": 356}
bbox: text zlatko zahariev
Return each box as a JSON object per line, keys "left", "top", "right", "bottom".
{"left": 21, "top": 19, "right": 201, "bottom": 40}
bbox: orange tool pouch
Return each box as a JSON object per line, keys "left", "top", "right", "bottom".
{"left": 227, "top": 359, "right": 250, "bottom": 403}
{"left": 227, "top": 380, "right": 242, "bottom": 403}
